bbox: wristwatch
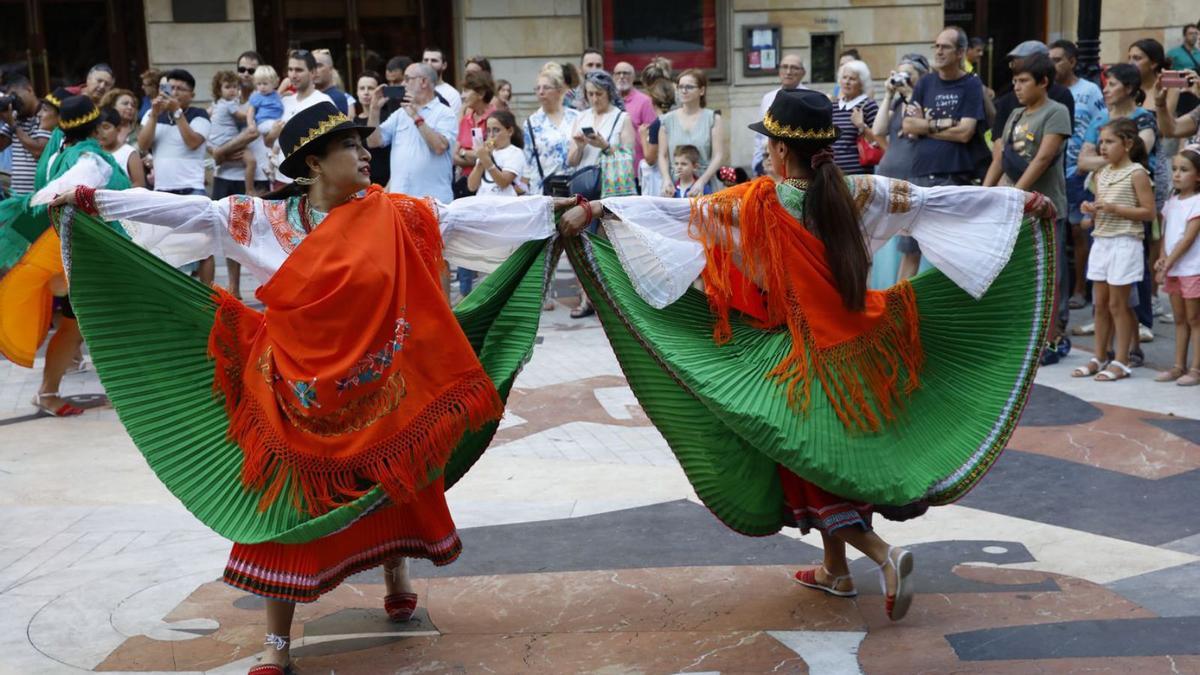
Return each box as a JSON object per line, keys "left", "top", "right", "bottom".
{"left": 172, "top": 109, "right": 183, "bottom": 120}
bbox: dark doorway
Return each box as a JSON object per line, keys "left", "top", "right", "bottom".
{"left": 253, "top": 0, "right": 454, "bottom": 93}
{"left": 945, "top": 0, "right": 1046, "bottom": 93}
{"left": 0, "top": 0, "right": 147, "bottom": 91}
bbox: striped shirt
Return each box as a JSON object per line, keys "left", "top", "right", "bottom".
{"left": 1, "top": 115, "right": 51, "bottom": 193}
{"left": 1091, "top": 163, "right": 1147, "bottom": 239}
{"left": 832, "top": 95, "right": 878, "bottom": 175}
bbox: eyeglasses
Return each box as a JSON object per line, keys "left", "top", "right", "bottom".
{"left": 779, "top": 64, "right": 803, "bottom": 71}
{"left": 534, "top": 85, "right": 556, "bottom": 92}
{"left": 676, "top": 84, "right": 698, "bottom": 91}
{"left": 613, "top": 71, "right": 635, "bottom": 77}
{"left": 237, "top": 66, "right": 255, "bottom": 74}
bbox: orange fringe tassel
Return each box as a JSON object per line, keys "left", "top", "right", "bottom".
{"left": 689, "top": 177, "right": 924, "bottom": 432}
{"left": 208, "top": 293, "right": 504, "bottom": 516}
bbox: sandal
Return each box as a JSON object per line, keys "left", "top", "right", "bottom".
{"left": 1071, "top": 358, "right": 1105, "bottom": 378}
{"left": 878, "top": 547, "right": 915, "bottom": 621}
{"left": 1177, "top": 369, "right": 1200, "bottom": 387}
{"left": 794, "top": 566, "right": 858, "bottom": 598}
{"left": 1068, "top": 295, "right": 1088, "bottom": 310}
{"left": 248, "top": 634, "right": 292, "bottom": 674}
{"left": 1128, "top": 349, "right": 1145, "bottom": 368}
{"left": 1155, "top": 367, "right": 1186, "bottom": 382}
{"left": 32, "top": 393, "right": 84, "bottom": 417}
{"left": 570, "top": 304, "right": 595, "bottom": 319}
{"left": 384, "top": 592, "right": 418, "bottom": 622}
{"left": 1095, "top": 360, "right": 1132, "bottom": 381}
{"left": 1072, "top": 321, "right": 1095, "bottom": 336}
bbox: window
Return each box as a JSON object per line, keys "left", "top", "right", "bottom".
{"left": 593, "top": 0, "right": 725, "bottom": 77}
{"left": 810, "top": 34, "right": 840, "bottom": 83}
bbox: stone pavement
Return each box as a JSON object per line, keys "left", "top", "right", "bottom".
{"left": 1, "top": 264, "right": 1198, "bottom": 674}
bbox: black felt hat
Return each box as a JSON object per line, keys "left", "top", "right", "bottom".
{"left": 277, "top": 101, "right": 372, "bottom": 179}
{"left": 57, "top": 95, "right": 99, "bottom": 133}
{"left": 748, "top": 88, "right": 840, "bottom": 146}
{"left": 41, "top": 87, "right": 73, "bottom": 110}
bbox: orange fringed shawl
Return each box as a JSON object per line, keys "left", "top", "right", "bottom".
{"left": 688, "top": 176, "right": 923, "bottom": 432}
{"left": 209, "top": 186, "right": 503, "bottom": 516}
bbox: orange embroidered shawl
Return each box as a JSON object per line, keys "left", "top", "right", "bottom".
{"left": 209, "top": 186, "right": 503, "bottom": 515}
{"left": 689, "top": 176, "right": 923, "bottom": 432}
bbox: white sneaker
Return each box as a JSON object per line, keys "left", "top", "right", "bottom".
{"left": 1138, "top": 325, "right": 1154, "bottom": 342}
{"left": 1072, "top": 321, "right": 1095, "bottom": 336}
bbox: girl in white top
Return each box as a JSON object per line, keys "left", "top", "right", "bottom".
{"left": 97, "top": 106, "right": 146, "bottom": 187}
{"left": 468, "top": 110, "right": 526, "bottom": 197}
{"left": 1153, "top": 145, "right": 1200, "bottom": 385}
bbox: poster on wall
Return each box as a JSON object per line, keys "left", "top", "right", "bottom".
{"left": 742, "top": 24, "right": 781, "bottom": 77}
{"left": 600, "top": 0, "right": 718, "bottom": 73}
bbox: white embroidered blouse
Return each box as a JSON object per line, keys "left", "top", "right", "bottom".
{"left": 596, "top": 175, "right": 1027, "bottom": 309}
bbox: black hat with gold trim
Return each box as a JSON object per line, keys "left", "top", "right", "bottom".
{"left": 41, "top": 86, "right": 72, "bottom": 111}
{"left": 278, "top": 101, "right": 372, "bottom": 179}
{"left": 58, "top": 95, "right": 101, "bottom": 139}
{"left": 748, "top": 88, "right": 840, "bottom": 146}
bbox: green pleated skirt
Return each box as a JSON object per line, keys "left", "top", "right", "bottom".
{"left": 61, "top": 207, "right": 552, "bottom": 544}
{"left": 566, "top": 217, "right": 1054, "bottom": 536}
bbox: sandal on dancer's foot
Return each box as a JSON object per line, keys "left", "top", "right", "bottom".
{"left": 878, "top": 547, "right": 915, "bottom": 621}
{"left": 32, "top": 393, "right": 84, "bottom": 417}
{"left": 1155, "top": 367, "right": 1186, "bottom": 382}
{"left": 794, "top": 566, "right": 858, "bottom": 598}
{"left": 249, "top": 634, "right": 292, "bottom": 675}
{"left": 1071, "top": 358, "right": 1105, "bottom": 378}
{"left": 1095, "top": 360, "right": 1132, "bottom": 382}
{"left": 384, "top": 592, "right": 419, "bottom": 622}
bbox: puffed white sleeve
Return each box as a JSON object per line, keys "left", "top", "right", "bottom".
{"left": 435, "top": 194, "right": 556, "bottom": 272}
{"left": 30, "top": 153, "right": 113, "bottom": 205}
{"left": 597, "top": 195, "right": 706, "bottom": 309}
{"left": 93, "top": 188, "right": 232, "bottom": 268}
{"left": 849, "top": 174, "right": 1026, "bottom": 299}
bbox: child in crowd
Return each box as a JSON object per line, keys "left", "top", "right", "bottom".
{"left": 1153, "top": 145, "right": 1200, "bottom": 386}
{"left": 672, "top": 145, "right": 713, "bottom": 197}
{"left": 247, "top": 65, "right": 283, "bottom": 182}
{"left": 97, "top": 106, "right": 145, "bottom": 186}
{"left": 209, "top": 70, "right": 257, "bottom": 194}
{"left": 1074, "top": 118, "right": 1157, "bottom": 382}
{"left": 467, "top": 110, "right": 526, "bottom": 197}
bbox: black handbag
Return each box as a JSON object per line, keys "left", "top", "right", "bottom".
{"left": 1001, "top": 111, "right": 1031, "bottom": 183}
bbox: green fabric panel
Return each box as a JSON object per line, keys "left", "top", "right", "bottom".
{"left": 64, "top": 207, "right": 549, "bottom": 544}
{"left": 567, "top": 217, "right": 1053, "bottom": 514}
{"left": 567, "top": 238, "right": 786, "bottom": 536}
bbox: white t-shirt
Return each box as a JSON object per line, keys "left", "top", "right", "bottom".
{"left": 572, "top": 108, "right": 624, "bottom": 168}
{"left": 271, "top": 89, "right": 334, "bottom": 185}
{"left": 143, "top": 108, "right": 211, "bottom": 192}
{"left": 474, "top": 145, "right": 526, "bottom": 197}
{"left": 436, "top": 81, "right": 462, "bottom": 117}
{"left": 1163, "top": 193, "right": 1200, "bottom": 277}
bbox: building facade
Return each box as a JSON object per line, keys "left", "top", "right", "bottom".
{"left": 4, "top": 0, "right": 1194, "bottom": 169}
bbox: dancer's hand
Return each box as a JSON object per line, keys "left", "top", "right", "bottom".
{"left": 551, "top": 196, "right": 578, "bottom": 214}
{"left": 558, "top": 202, "right": 598, "bottom": 236}
{"left": 1024, "top": 191, "right": 1056, "bottom": 221}
{"left": 49, "top": 190, "right": 78, "bottom": 208}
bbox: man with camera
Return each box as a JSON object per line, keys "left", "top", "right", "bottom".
{"left": 0, "top": 75, "right": 53, "bottom": 195}
{"left": 366, "top": 62, "right": 455, "bottom": 203}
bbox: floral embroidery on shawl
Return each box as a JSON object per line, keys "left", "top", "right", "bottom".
{"left": 228, "top": 195, "right": 254, "bottom": 245}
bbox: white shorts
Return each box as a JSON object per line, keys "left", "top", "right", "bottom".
{"left": 1087, "top": 235, "right": 1144, "bottom": 286}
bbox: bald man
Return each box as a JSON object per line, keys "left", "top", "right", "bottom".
{"left": 612, "top": 60, "right": 656, "bottom": 167}
{"left": 753, "top": 53, "right": 807, "bottom": 173}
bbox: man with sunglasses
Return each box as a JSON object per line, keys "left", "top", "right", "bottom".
{"left": 753, "top": 52, "right": 806, "bottom": 174}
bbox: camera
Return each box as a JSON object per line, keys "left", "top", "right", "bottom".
{"left": 0, "top": 94, "right": 18, "bottom": 112}
{"left": 888, "top": 72, "right": 911, "bottom": 88}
